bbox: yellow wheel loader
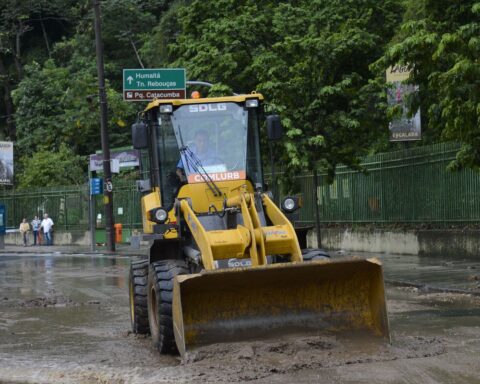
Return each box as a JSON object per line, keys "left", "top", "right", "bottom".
{"left": 128, "top": 91, "right": 389, "bottom": 357}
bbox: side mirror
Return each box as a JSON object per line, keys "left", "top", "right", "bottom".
{"left": 266, "top": 115, "right": 283, "bottom": 141}
{"left": 132, "top": 122, "right": 148, "bottom": 149}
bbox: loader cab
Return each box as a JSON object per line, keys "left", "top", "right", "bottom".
{"left": 142, "top": 95, "right": 265, "bottom": 210}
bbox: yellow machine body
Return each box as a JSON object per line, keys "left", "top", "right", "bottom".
{"left": 137, "top": 94, "right": 389, "bottom": 356}
{"left": 173, "top": 258, "right": 389, "bottom": 357}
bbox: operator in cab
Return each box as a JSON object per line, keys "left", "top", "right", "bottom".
{"left": 176, "top": 129, "right": 223, "bottom": 182}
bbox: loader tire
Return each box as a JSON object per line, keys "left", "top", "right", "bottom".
{"left": 129, "top": 259, "right": 150, "bottom": 334}
{"left": 148, "top": 259, "right": 189, "bottom": 354}
{"left": 302, "top": 248, "right": 330, "bottom": 261}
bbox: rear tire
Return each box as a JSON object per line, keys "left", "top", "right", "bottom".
{"left": 129, "top": 259, "right": 150, "bottom": 334}
{"left": 302, "top": 248, "right": 330, "bottom": 261}
{"left": 147, "top": 259, "right": 189, "bottom": 354}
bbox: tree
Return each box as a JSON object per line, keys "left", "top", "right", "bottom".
{"left": 17, "top": 143, "right": 85, "bottom": 189}
{"left": 0, "top": 0, "right": 78, "bottom": 139}
{"left": 149, "top": 0, "right": 279, "bottom": 92}
{"left": 12, "top": 57, "right": 135, "bottom": 160}
{"left": 380, "top": 0, "right": 480, "bottom": 170}
{"left": 164, "top": 0, "right": 403, "bottom": 182}
{"left": 100, "top": 0, "right": 160, "bottom": 87}
{"left": 255, "top": 0, "right": 403, "bottom": 180}
{"left": 0, "top": 0, "right": 175, "bottom": 187}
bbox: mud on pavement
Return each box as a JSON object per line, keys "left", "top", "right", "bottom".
{"left": 0, "top": 254, "right": 480, "bottom": 383}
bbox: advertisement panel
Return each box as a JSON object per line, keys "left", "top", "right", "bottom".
{"left": 386, "top": 65, "right": 421, "bottom": 142}
{"left": 0, "top": 141, "right": 14, "bottom": 185}
{"left": 89, "top": 149, "right": 140, "bottom": 172}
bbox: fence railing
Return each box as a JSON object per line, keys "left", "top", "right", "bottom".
{"left": 0, "top": 181, "right": 143, "bottom": 231}
{"left": 1, "top": 143, "right": 478, "bottom": 229}
{"left": 288, "top": 142, "right": 480, "bottom": 225}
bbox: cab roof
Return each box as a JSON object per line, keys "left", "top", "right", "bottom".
{"left": 144, "top": 92, "right": 264, "bottom": 112}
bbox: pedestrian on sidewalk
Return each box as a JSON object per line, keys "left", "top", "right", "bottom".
{"left": 40, "top": 213, "right": 54, "bottom": 246}
{"left": 31, "top": 215, "right": 41, "bottom": 246}
{"left": 19, "top": 218, "right": 30, "bottom": 247}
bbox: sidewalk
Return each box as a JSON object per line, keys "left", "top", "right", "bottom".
{"left": 0, "top": 243, "right": 148, "bottom": 257}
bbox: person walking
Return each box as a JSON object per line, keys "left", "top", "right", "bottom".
{"left": 40, "top": 213, "right": 54, "bottom": 246}
{"left": 31, "top": 215, "right": 41, "bottom": 246}
{"left": 19, "top": 218, "right": 30, "bottom": 247}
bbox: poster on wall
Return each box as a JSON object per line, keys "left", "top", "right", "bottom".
{"left": 0, "top": 141, "right": 14, "bottom": 185}
{"left": 386, "top": 65, "right": 421, "bottom": 142}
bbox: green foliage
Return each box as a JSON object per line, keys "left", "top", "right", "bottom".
{"left": 3, "top": 0, "right": 480, "bottom": 191}
{"left": 17, "top": 143, "right": 85, "bottom": 189}
{"left": 379, "top": 0, "right": 480, "bottom": 170}
{"left": 208, "top": 83, "right": 234, "bottom": 97}
{"left": 165, "top": 0, "right": 402, "bottom": 184}
{"left": 12, "top": 58, "right": 135, "bottom": 157}
{"left": 140, "top": 0, "right": 187, "bottom": 68}
{"left": 1, "top": 0, "right": 163, "bottom": 187}
{"left": 100, "top": 0, "right": 159, "bottom": 86}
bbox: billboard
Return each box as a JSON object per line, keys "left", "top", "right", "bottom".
{"left": 89, "top": 149, "right": 140, "bottom": 172}
{"left": 0, "top": 141, "right": 13, "bottom": 185}
{"left": 386, "top": 65, "right": 421, "bottom": 142}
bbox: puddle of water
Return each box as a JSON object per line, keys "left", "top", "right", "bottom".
{"left": 387, "top": 285, "right": 480, "bottom": 337}
{"left": 0, "top": 253, "right": 178, "bottom": 375}
{"left": 378, "top": 253, "right": 480, "bottom": 293}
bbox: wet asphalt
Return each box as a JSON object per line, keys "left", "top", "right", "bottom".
{"left": 0, "top": 248, "right": 479, "bottom": 383}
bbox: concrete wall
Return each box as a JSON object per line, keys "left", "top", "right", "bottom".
{"left": 308, "top": 228, "right": 480, "bottom": 258}
{"left": 5, "top": 230, "right": 91, "bottom": 246}
{"left": 5, "top": 227, "right": 480, "bottom": 258}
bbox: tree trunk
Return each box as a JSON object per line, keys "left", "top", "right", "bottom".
{"left": 130, "top": 37, "right": 144, "bottom": 69}
{"left": 40, "top": 17, "right": 51, "bottom": 58}
{"left": 13, "top": 21, "right": 27, "bottom": 79}
{"left": 0, "top": 57, "right": 16, "bottom": 139}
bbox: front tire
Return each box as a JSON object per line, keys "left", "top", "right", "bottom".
{"left": 129, "top": 259, "right": 150, "bottom": 334}
{"left": 147, "top": 260, "right": 189, "bottom": 354}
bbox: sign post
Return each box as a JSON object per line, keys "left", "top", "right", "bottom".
{"left": 89, "top": 177, "right": 103, "bottom": 251}
{"left": 90, "top": 178, "right": 103, "bottom": 195}
{"left": 123, "top": 68, "right": 186, "bottom": 101}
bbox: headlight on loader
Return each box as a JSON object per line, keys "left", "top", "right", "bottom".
{"left": 159, "top": 104, "right": 173, "bottom": 114}
{"left": 281, "top": 196, "right": 301, "bottom": 213}
{"left": 149, "top": 207, "right": 168, "bottom": 223}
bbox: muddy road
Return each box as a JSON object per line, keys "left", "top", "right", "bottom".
{"left": 0, "top": 252, "right": 479, "bottom": 384}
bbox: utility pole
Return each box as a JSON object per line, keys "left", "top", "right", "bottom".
{"left": 93, "top": 0, "right": 115, "bottom": 252}
{"left": 313, "top": 169, "right": 322, "bottom": 249}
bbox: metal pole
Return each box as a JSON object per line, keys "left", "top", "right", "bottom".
{"left": 269, "top": 142, "right": 276, "bottom": 203}
{"left": 89, "top": 193, "right": 95, "bottom": 251}
{"left": 313, "top": 169, "right": 322, "bottom": 249}
{"left": 88, "top": 166, "right": 95, "bottom": 252}
{"left": 93, "top": 0, "right": 115, "bottom": 252}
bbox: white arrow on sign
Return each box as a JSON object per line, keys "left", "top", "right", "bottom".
{"left": 127, "top": 76, "right": 133, "bottom": 85}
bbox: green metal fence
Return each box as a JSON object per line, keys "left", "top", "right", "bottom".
{"left": 0, "top": 181, "right": 143, "bottom": 231}
{"left": 1, "top": 142, "right": 479, "bottom": 229}
{"left": 290, "top": 142, "right": 480, "bottom": 225}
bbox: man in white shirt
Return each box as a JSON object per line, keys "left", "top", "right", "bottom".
{"left": 40, "top": 213, "right": 54, "bottom": 246}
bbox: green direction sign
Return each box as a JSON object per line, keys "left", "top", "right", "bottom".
{"left": 123, "top": 68, "right": 186, "bottom": 101}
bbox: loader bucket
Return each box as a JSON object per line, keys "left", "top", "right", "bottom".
{"left": 172, "top": 258, "right": 389, "bottom": 357}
